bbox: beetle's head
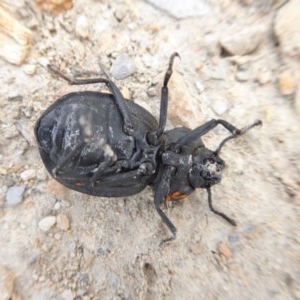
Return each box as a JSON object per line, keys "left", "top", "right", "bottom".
{"left": 187, "top": 120, "right": 263, "bottom": 189}
{"left": 188, "top": 148, "right": 225, "bottom": 189}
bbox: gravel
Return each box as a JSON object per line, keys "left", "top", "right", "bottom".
{"left": 0, "top": 0, "right": 299, "bottom": 299}
{"left": 5, "top": 185, "right": 26, "bottom": 206}
{"left": 110, "top": 54, "right": 136, "bottom": 80}
{"left": 38, "top": 216, "right": 57, "bottom": 232}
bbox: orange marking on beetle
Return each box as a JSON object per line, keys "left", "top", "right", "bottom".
{"left": 166, "top": 191, "right": 188, "bottom": 201}
{"left": 74, "top": 181, "right": 84, "bottom": 187}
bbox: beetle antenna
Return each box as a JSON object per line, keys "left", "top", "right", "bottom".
{"left": 206, "top": 187, "right": 237, "bottom": 226}
{"left": 215, "top": 120, "right": 262, "bottom": 154}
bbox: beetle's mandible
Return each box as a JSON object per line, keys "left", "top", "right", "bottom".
{"left": 35, "top": 53, "right": 262, "bottom": 243}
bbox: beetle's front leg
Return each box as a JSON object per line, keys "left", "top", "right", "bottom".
{"left": 154, "top": 167, "right": 177, "bottom": 244}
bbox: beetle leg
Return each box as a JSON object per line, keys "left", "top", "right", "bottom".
{"left": 157, "top": 52, "right": 180, "bottom": 137}
{"left": 47, "top": 65, "right": 134, "bottom": 136}
{"left": 148, "top": 53, "right": 180, "bottom": 145}
{"left": 52, "top": 141, "right": 86, "bottom": 177}
{"left": 206, "top": 187, "right": 237, "bottom": 226}
{"left": 92, "top": 167, "right": 148, "bottom": 188}
{"left": 154, "top": 167, "right": 177, "bottom": 244}
{"left": 176, "top": 119, "right": 262, "bottom": 150}
{"left": 90, "top": 151, "right": 154, "bottom": 185}
{"left": 113, "top": 148, "right": 143, "bottom": 171}
{"left": 90, "top": 159, "right": 113, "bottom": 186}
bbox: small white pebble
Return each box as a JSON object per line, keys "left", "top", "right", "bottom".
{"left": 38, "top": 216, "right": 56, "bottom": 232}
{"left": 38, "top": 57, "right": 50, "bottom": 68}
{"left": 75, "top": 15, "right": 89, "bottom": 39}
{"left": 20, "top": 169, "right": 36, "bottom": 181}
{"left": 23, "top": 64, "right": 37, "bottom": 75}
{"left": 195, "top": 80, "right": 205, "bottom": 93}
{"left": 54, "top": 202, "right": 61, "bottom": 210}
{"left": 212, "top": 97, "right": 229, "bottom": 115}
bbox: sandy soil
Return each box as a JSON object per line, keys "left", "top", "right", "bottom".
{"left": 0, "top": 0, "right": 300, "bottom": 299}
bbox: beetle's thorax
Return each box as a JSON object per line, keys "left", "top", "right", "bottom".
{"left": 158, "top": 150, "right": 194, "bottom": 197}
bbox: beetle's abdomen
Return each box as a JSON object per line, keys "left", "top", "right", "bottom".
{"left": 35, "top": 94, "right": 135, "bottom": 174}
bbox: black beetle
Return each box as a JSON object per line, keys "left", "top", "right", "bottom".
{"left": 35, "top": 53, "right": 262, "bottom": 242}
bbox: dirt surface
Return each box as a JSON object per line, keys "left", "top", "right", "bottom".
{"left": 1, "top": 0, "right": 300, "bottom": 299}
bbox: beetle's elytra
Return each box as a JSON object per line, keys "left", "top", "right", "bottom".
{"left": 35, "top": 53, "right": 262, "bottom": 243}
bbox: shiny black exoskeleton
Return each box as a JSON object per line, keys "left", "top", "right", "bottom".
{"left": 35, "top": 53, "right": 262, "bottom": 243}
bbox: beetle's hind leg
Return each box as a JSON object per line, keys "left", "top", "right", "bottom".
{"left": 89, "top": 159, "right": 113, "bottom": 186}
{"left": 52, "top": 141, "right": 86, "bottom": 177}
{"left": 47, "top": 64, "right": 134, "bottom": 136}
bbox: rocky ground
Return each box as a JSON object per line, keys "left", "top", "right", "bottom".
{"left": 0, "top": 0, "right": 300, "bottom": 299}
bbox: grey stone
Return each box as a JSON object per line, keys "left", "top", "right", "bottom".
{"left": 110, "top": 54, "right": 135, "bottom": 80}
{"left": 5, "top": 185, "right": 26, "bottom": 205}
